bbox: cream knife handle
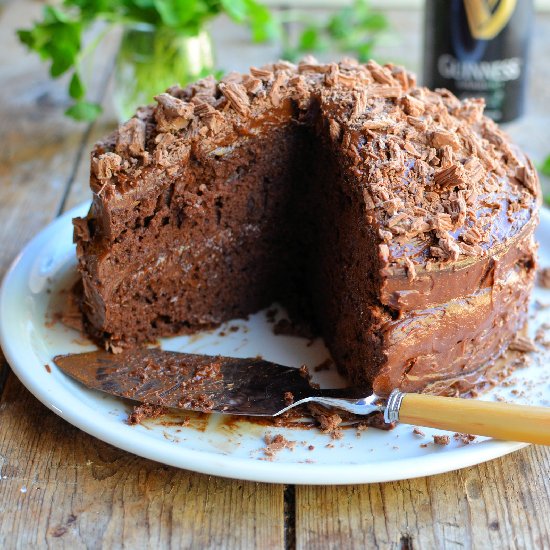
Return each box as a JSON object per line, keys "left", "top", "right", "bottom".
{"left": 393, "top": 392, "right": 550, "bottom": 445}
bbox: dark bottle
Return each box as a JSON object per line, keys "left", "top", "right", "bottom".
{"left": 423, "top": 0, "right": 533, "bottom": 122}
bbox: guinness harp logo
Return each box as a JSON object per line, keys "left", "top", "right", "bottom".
{"left": 464, "top": 0, "right": 517, "bottom": 39}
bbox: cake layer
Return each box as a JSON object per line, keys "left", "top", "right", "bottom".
{"left": 375, "top": 232, "right": 536, "bottom": 395}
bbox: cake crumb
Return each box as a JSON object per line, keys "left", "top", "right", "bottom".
{"left": 284, "top": 391, "right": 294, "bottom": 405}
{"left": 412, "top": 427, "right": 425, "bottom": 437}
{"left": 298, "top": 365, "right": 311, "bottom": 380}
{"left": 262, "top": 433, "right": 296, "bottom": 459}
{"left": 508, "top": 335, "right": 536, "bottom": 353}
{"left": 127, "top": 404, "right": 168, "bottom": 425}
{"left": 538, "top": 267, "right": 550, "bottom": 288}
{"left": 454, "top": 432, "right": 476, "bottom": 444}
{"left": 306, "top": 403, "right": 345, "bottom": 439}
{"left": 433, "top": 434, "right": 451, "bottom": 446}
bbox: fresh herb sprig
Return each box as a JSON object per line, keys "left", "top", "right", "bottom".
{"left": 537, "top": 154, "right": 550, "bottom": 207}
{"left": 18, "top": 0, "right": 388, "bottom": 122}
{"left": 539, "top": 154, "right": 550, "bottom": 178}
{"left": 18, "top": 0, "right": 277, "bottom": 121}
{"left": 279, "top": 0, "right": 389, "bottom": 63}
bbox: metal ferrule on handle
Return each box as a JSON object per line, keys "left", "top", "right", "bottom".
{"left": 384, "top": 389, "right": 405, "bottom": 424}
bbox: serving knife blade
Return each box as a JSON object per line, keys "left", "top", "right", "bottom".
{"left": 53, "top": 348, "right": 380, "bottom": 417}
{"left": 53, "top": 349, "right": 550, "bottom": 445}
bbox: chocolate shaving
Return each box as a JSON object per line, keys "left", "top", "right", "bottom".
{"left": 115, "top": 118, "right": 146, "bottom": 156}
{"left": 362, "top": 118, "right": 394, "bottom": 130}
{"left": 368, "top": 85, "right": 402, "bottom": 99}
{"left": 329, "top": 119, "right": 341, "bottom": 142}
{"left": 431, "top": 130, "right": 461, "bottom": 151}
{"left": 367, "top": 60, "right": 395, "bottom": 86}
{"left": 515, "top": 163, "right": 539, "bottom": 195}
{"left": 269, "top": 72, "right": 287, "bottom": 108}
{"left": 154, "top": 93, "right": 194, "bottom": 132}
{"left": 219, "top": 82, "right": 250, "bottom": 116}
{"left": 250, "top": 66, "right": 274, "bottom": 81}
{"left": 401, "top": 95, "right": 425, "bottom": 117}
{"left": 352, "top": 90, "right": 368, "bottom": 118}
{"left": 434, "top": 164, "right": 468, "bottom": 189}
{"left": 404, "top": 257, "right": 417, "bottom": 282}
{"left": 464, "top": 157, "right": 485, "bottom": 183}
{"left": 440, "top": 233, "right": 461, "bottom": 261}
{"left": 92, "top": 152, "right": 122, "bottom": 180}
{"left": 244, "top": 77, "right": 263, "bottom": 95}
{"left": 73, "top": 217, "right": 90, "bottom": 243}
{"left": 324, "top": 63, "right": 339, "bottom": 86}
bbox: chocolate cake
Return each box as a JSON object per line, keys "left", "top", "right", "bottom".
{"left": 73, "top": 58, "right": 541, "bottom": 397}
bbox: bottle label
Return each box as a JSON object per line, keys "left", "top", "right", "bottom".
{"left": 423, "top": 0, "right": 531, "bottom": 122}
{"left": 437, "top": 54, "right": 523, "bottom": 84}
{"left": 464, "top": 0, "right": 517, "bottom": 40}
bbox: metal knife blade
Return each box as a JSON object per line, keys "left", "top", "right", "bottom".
{"left": 53, "top": 348, "right": 376, "bottom": 417}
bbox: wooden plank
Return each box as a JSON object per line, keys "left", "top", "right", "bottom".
{"left": 295, "top": 445, "right": 550, "bottom": 549}
{"left": 0, "top": 0, "right": 82, "bottom": 276}
{"left": 0, "top": 5, "right": 286, "bottom": 550}
{"left": 0, "top": 375, "right": 285, "bottom": 549}
{"left": 58, "top": 54, "right": 288, "bottom": 550}
{"left": 0, "top": 0, "right": 97, "bottom": 392}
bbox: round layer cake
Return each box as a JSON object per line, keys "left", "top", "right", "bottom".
{"left": 73, "top": 58, "right": 540, "bottom": 397}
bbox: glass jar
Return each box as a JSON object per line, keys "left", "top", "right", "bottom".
{"left": 113, "top": 24, "right": 215, "bottom": 121}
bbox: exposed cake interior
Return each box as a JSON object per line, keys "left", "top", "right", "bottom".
{"left": 74, "top": 59, "right": 540, "bottom": 396}
{"left": 80, "top": 96, "right": 387, "bottom": 386}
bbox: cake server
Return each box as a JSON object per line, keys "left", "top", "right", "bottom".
{"left": 53, "top": 348, "right": 550, "bottom": 445}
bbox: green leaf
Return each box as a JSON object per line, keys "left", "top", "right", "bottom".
{"left": 17, "top": 29, "right": 34, "bottom": 48}
{"left": 283, "top": 0, "right": 388, "bottom": 61}
{"left": 221, "top": 0, "right": 248, "bottom": 22}
{"left": 299, "top": 27, "right": 321, "bottom": 51}
{"left": 281, "top": 46, "right": 300, "bottom": 63}
{"left": 153, "top": 0, "right": 209, "bottom": 28}
{"left": 65, "top": 100, "right": 102, "bottom": 121}
{"left": 327, "top": 12, "right": 351, "bottom": 39}
{"left": 69, "top": 72, "right": 85, "bottom": 99}
{"left": 356, "top": 40, "right": 374, "bottom": 62}
{"left": 539, "top": 155, "right": 550, "bottom": 178}
{"left": 248, "top": 5, "right": 279, "bottom": 42}
{"left": 360, "top": 13, "right": 388, "bottom": 31}
{"left": 44, "top": 5, "right": 71, "bottom": 24}
{"left": 133, "top": 0, "right": 157, "bottom": 7}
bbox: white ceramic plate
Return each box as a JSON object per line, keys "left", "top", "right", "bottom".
{"left": 1, "top": 203, "right": 549, "bottom": 485}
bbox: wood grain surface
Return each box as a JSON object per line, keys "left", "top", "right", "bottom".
{"left": 1, "top": 1, "right": 549, "bottom": 549}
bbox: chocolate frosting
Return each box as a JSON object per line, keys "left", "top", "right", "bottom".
{"left": 75, "top": 57, "right": 541, "bottom": 396}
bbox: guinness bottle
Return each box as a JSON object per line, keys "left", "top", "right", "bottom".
{"left": 423, "top": 0, "right": 533, "bottom": 122}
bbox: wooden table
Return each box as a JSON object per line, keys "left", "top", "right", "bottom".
{"left": 1, "top": 2, "right": 550, "bottom": 548}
